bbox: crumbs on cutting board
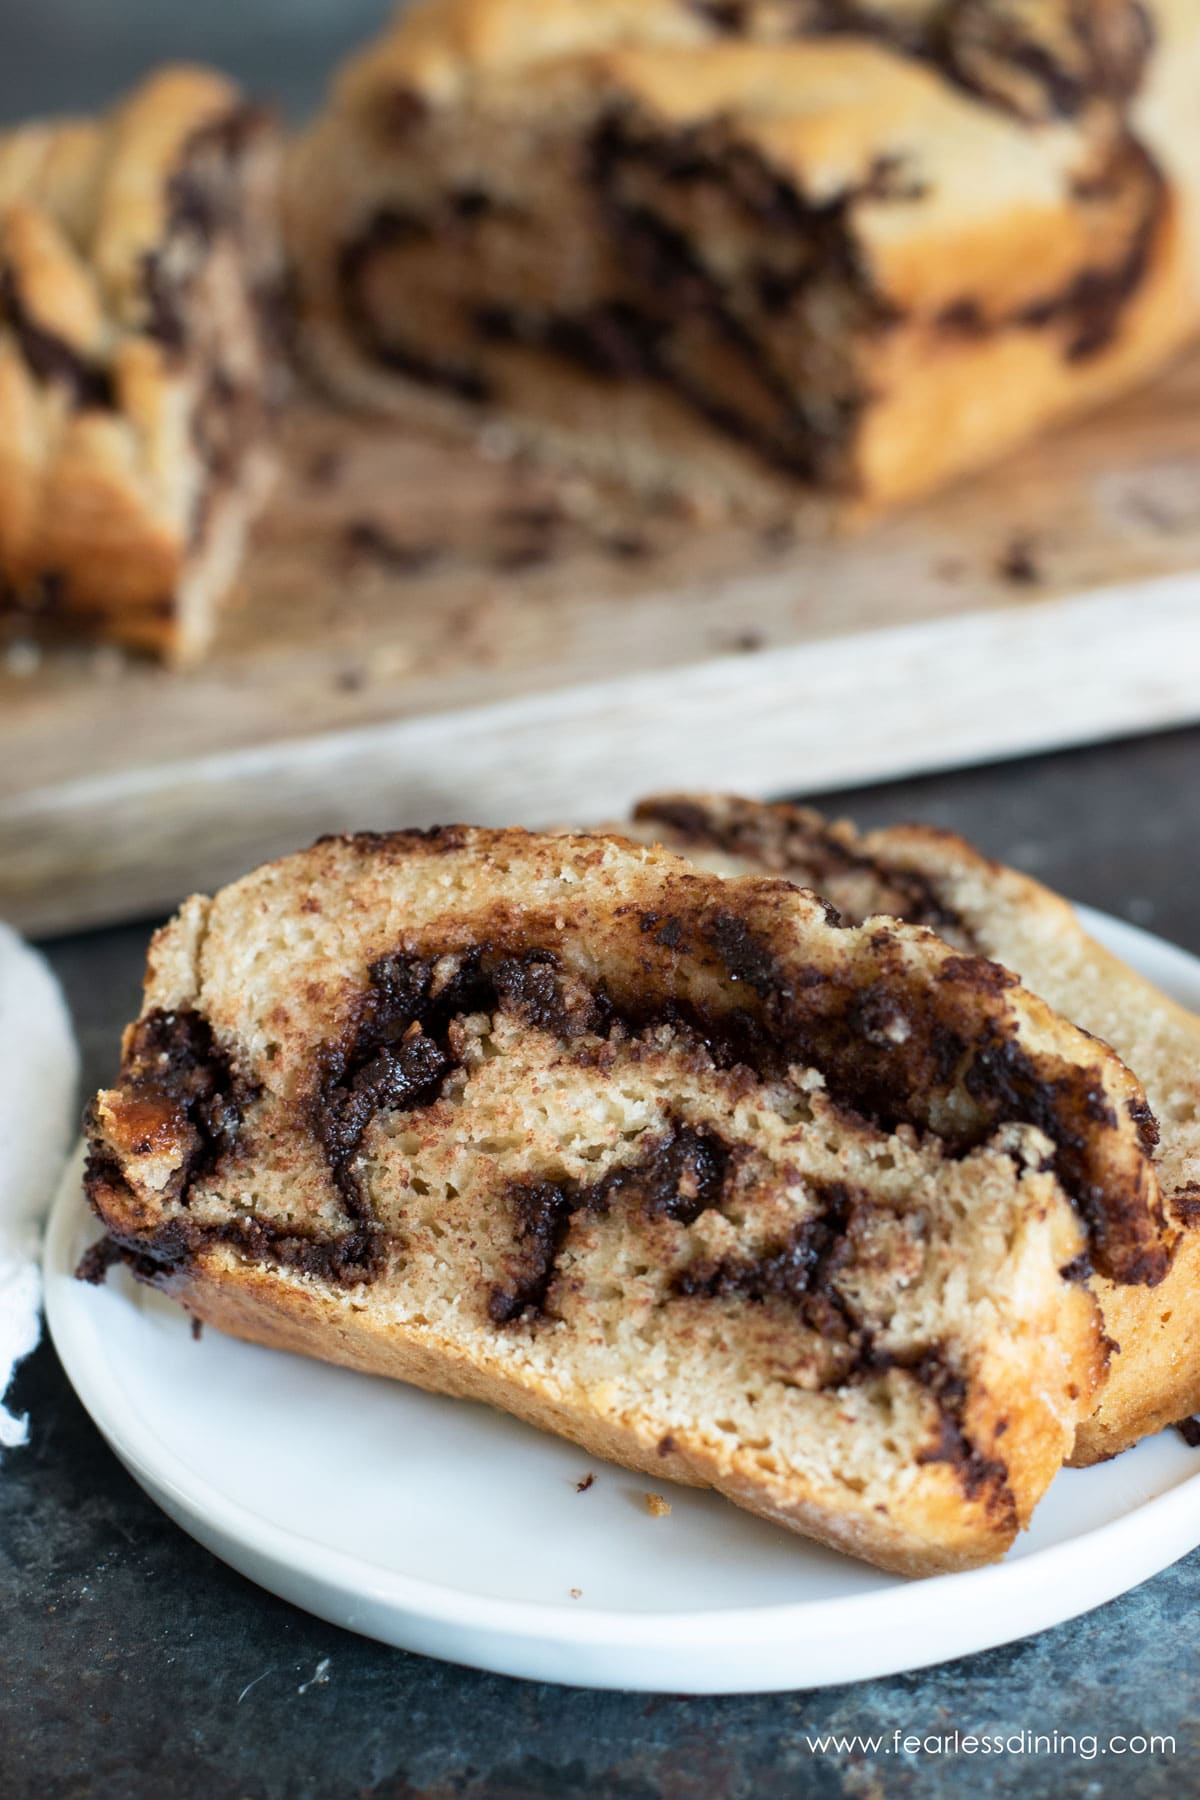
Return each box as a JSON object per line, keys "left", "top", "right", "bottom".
{"left": 341, "top": 518, "right": 441, "bottom": 576}
{"left": 645, "top": 1493, "right": 672, "bottom": 1518}
{"left": 997, "top": 535, "right": 1042, "bottom": 585}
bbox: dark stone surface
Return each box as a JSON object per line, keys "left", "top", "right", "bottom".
{"left": 4, "top": 726, "right": 1199, "bottom": 1799}
{"left": 0, "top": 0, "right": 388, "bottom": 124}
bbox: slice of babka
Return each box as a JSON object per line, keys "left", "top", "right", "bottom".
{"left": 286, "top": 0, "right": 1200, "bottom": 517}
{"left": 629, "top": 793, "right": 1199, "bottom": 1464}
{"left": 81, "top": 827, "right": 1167, "bottom": 1573}
{"left": 0, "top": 67, "right": 284, "bottom": 661}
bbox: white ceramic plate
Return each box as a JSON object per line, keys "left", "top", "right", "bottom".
{"left": 44, "top": 907, "right": 1200, "bottom": 1693}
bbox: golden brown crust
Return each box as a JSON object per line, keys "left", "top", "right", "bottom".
{"left": 81, "top": 825, "right": 1156, "bottom": 1574}
{"left": 630, "top": 793, "right": 1200, "bottom": 1462}
{"left": 0, "top": 67, "right": 282, "bottom": 661}
{"left": 288, "top": 0, "right": 1200, "bottom": 514}
{"left": 165, "top": 1246, "right": 1085, "bottom": 1578}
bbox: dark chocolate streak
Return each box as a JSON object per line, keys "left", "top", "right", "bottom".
{"left": 314, "top": 946, "right": 612, "bottom": 1227}
{"left": 933, "top": 138, "right": 1168, "bottom": 363}
{"left": 107, "top": 1007, "right": 252, "bottom": 1191}
{"left": 142, "top": 102, "right": 272, "bottom": 353}
{"left": 590, "top": 109, "right": 1164, "bottom": 378}
{"left": 672, "top": 1179, "right": 1010, "bottom": 1509}
{"left": 85, "top": 895, "right": 1161, "bottom": 1304}
{"left": 490, "top": 114, "right": 890, "bottom": 483}
{"left": 337, "top": 208, "right": 493, "bottom": 401}
{"left": 328, "top": 924, "right": 1156, "bottom": 1282}
{"left": 335, "top": 14, "right": 1163, "bottom": 485}
{"left": 696, "top": 908, "right": 1158, "bottom": 1282}
{"left": 636, "top": 800, "right": 1169, "bottom": 1259}
{"left": 78, "top": 1191, "right": 376, "bottom": 1291}
{"left": 632, "top": 797, "right": 972, "bottom": 944}
{"left": 490, "top": 1124, "right": 732, "bottom": 1324}
{"left": 910, "top": 1353, "right": 1013, "bottom": 1508}
{"left": 0, "top": 265, "right": 115, "bottom": 409}
{"left": 80, "top": 1007, "right": 285, "bottom": 1285}
{"left": 167, "top": 105, "right": 270, "bottom": 240}
{"left": 1173, "top": 1183, "right": 1200, "bottom": 1225}
{"left": 689, "top": 0, "right": 1154, "bottom": 123}
{"left": 673, "top": 1178, "right": 858, "bottom": 1335}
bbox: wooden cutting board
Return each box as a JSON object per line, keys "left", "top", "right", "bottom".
{"left": 4, "top": 348, "right": 1200, "bottom": 936}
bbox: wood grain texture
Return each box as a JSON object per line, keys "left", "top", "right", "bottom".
{"left": 3, "top": 348, "right": 1200, "bottom": 935}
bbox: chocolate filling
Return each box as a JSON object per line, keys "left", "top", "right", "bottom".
{"left": 78, "top": 1196, "right": 377, "bottom": 1291}
{"left": 705, "top": 909, "right": 1161, "bottom": 1283}
{"left": 333, "top": 116, "right": 890, "bottom": 484}
{"left": 670, "top": 1179, "right": 1011, "bottom": 1509}
{"left": 490, "top": 1123, "right": 733, "bottom": 1324}
{"left": 167, "top": 105, "right": 271, "bottom": 243}
{"left": 632, "top": 796, "right": 973, "bottom": 945}
{"left": 316, "top": 918, "right": 1156, "bottom": 1281}
{"left": 937, "top": 135, "right": 1166, "bottom": 364}
{"left": 672, "top": 1177, "right": 857, "bottom": 1334}
{"left": 910, "top": 1353, "right": 1013, "bottom": 1510}
{"left": 143, "top": 102, "right": 273, "bottom": 353}
{"left": 81, "top": 1007, "right": 284, "bottom": 1284}
{"left": 335, "top": 37, "right": 1162, "bottom": 489}
{"left": 94, "top": 1006, "right": 254, "bottom": 1194}
{"left": 689, "top": 0, "right": 1154, "bottom": 123}
{"left": 582, "top": 114, "right": 888, "bottom": 480}
{"left": 1172, "top": 1183, "right": 1200, "bottom": 1226}
{"left": 0, "top": 266, "right": 115, "bottom": 410}
{"left": 337, "top": 208, "right": 493, "bottom": 402}
{"left": 85, "top": 873, "right": 1163, "bottom": 1303}
{"left": 313, "top": 946, "right": 612, "bottom": 1225}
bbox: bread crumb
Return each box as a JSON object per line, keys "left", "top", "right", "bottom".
{"left": 996, "top": 535, "right": 1041, "bottom": 585}
{"left": 569, "top": 1587, "right": 582, "bottom": 1599}
{"left": 645, "top": 1492, "right": 671, "bottom": 1518}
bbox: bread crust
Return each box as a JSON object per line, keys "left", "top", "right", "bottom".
{"left": 0, "top": 68, "right": 282, "bottom": 661}
{"left": 630, "top": 794, "right": 1200, "bottom": 1463}
{"left": 159, "top": 1242, "right": 1086, "bottom": 1578}
{"left": 288, "top": 0, "right": 1200, "bottom": 514}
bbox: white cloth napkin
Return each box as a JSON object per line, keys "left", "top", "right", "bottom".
{"left": 0, "top": 922, "right": 78, "bottom": 1448}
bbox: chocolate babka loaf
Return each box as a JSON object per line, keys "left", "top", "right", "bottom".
{"left": 287, "top": 0, "right": 1200, "bottom": 515}
{"left": 0, "top": 67, "right": 283, "bottom": 661}
{"left": 629, "top": 793, "right": 1199, "bottom": 1464}
{"left": 83, "top": 828, "right": 1169, "bottom": 1573}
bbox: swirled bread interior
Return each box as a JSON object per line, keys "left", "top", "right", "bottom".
{"left": 287, "top": 0, "right": 1199, "bottom": 514}
{"left": 0, "top": 67, "right": 283, "bottom": 660}
{"left": 630, "top": 792, "right": 1199, "bottom": 1463}
{"left": 83, "top": 828, "right": 1167, "bottom": 1573}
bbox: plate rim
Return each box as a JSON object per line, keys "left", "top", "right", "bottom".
{"left": 43, "top": 904, "right": 1200, "bottom": 1685}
